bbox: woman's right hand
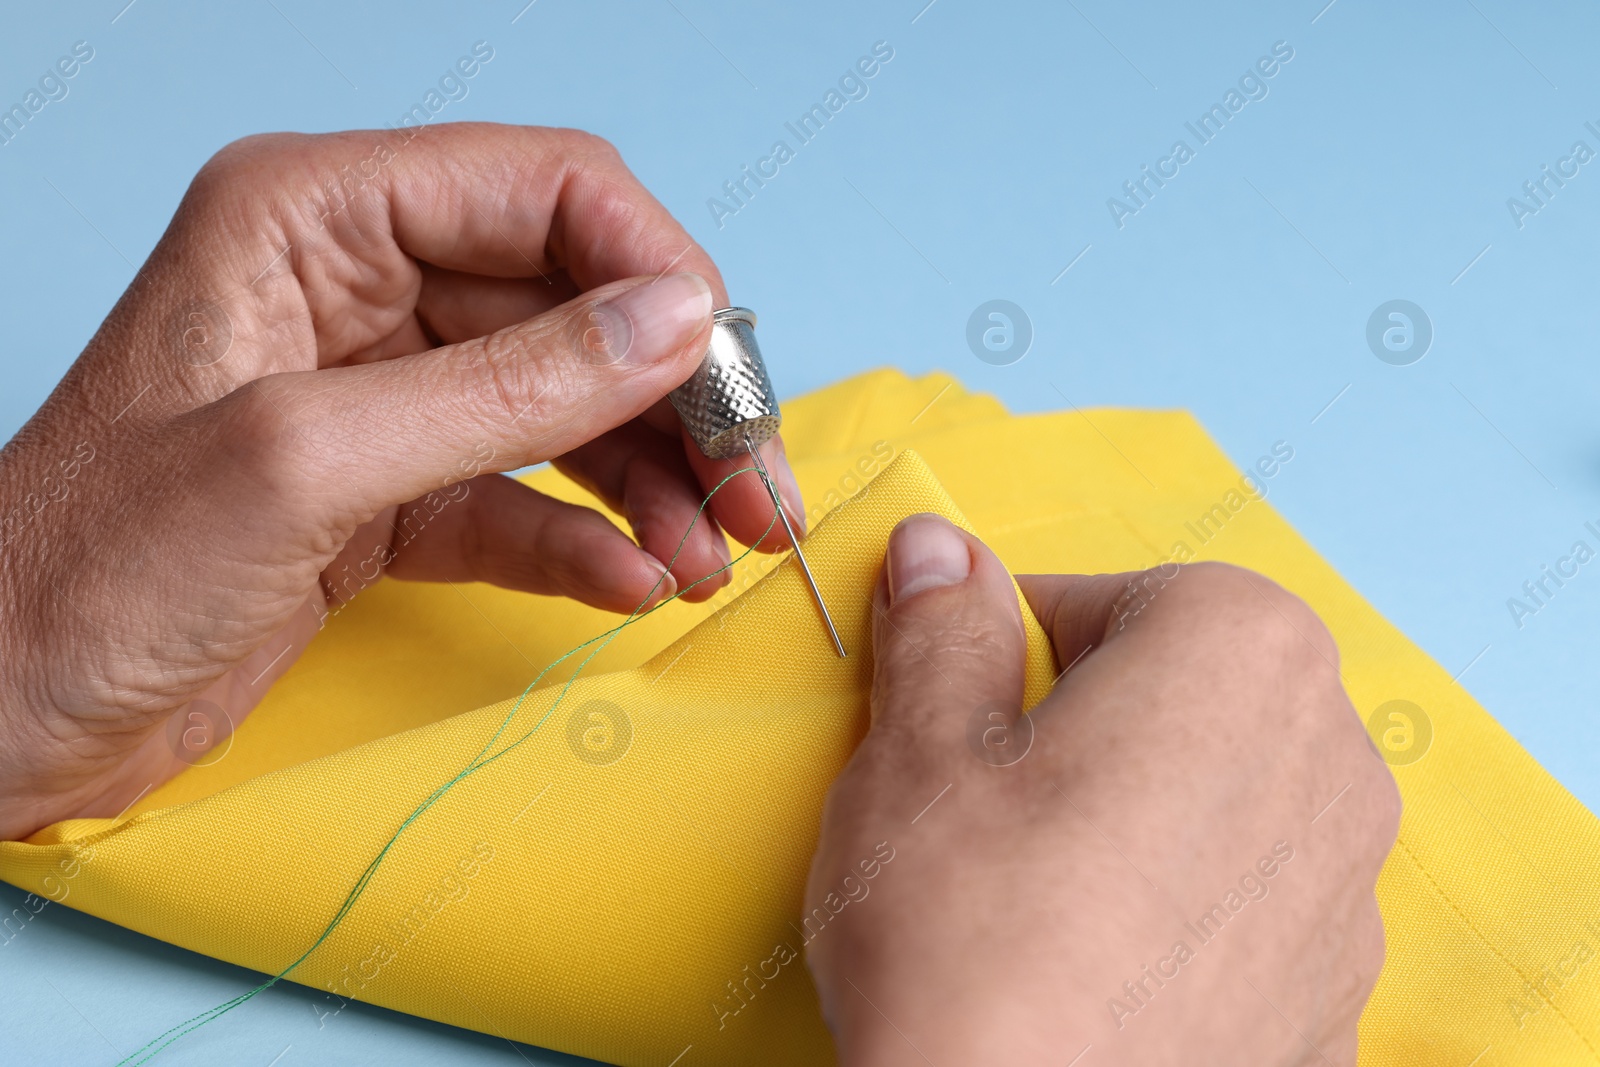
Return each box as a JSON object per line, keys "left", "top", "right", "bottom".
{"left": 805, "top": 514, "right": 1399, "bottom": 1066}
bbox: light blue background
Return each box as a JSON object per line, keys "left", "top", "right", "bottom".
{"left": 3, "top": 1, "right": 1598, "bottom": 1063}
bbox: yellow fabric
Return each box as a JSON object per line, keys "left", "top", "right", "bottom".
{"left": 2, "top": 368, "right": 1598, "bottom": 1066}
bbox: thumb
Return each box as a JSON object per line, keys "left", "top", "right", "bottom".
{"left": 869, "top": 514, "right": 1028, "bottom": 749}
{"left": 212, "top": 271, "right": 714, "bottom": 522}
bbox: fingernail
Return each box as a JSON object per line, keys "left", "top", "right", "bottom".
{"left": 887, "top": 514, "right": 971, "bottom": 604}
{"left": 644, "top": 555, "right": 678, "bottom": 607}
{"left": 769, "top": 445, "right": 808, "bottom": 537}
{"left": 591, "top": 272, "right": 712, "bottom": 365}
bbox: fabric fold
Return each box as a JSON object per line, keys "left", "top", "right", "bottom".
{"left": 3, "top": 368, "right": 1598, "bottom": 1066}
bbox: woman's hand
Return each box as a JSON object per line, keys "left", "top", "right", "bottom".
{"left": 805, "top": 514, "right": 1399, "bottom": 1065}
{"left": 0, "top": 123, "right": 805, "bottom": 841}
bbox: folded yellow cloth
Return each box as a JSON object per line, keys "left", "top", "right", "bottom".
{"left": 2, "top": 369, "right": 1597, "bottom": 1066}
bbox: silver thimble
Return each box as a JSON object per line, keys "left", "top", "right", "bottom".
{"left": 669, "top": 307, "right": 781, "bottom": 460}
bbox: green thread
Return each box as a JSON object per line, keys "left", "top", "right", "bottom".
{"left": 116, "top": 464, "right": 780, "bottom": 1066}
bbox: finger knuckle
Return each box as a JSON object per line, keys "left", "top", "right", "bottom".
{"left": 211, "top": 378, "right": 323, "bottom": 508}
{"left": 196, "top": 133, "right": 279, "bottom": 179}
{"left": 188, "top": 131, "right": 383, "bottom": 239}
{"left": 545, "top": 128, "right": 713, "bottom": 285}
{"left": 884, "top": 598, "right": 1018, "bottom": 676}
{"left": 1174, "top": 561, "right": 1341, "bottom": 671}
{"left": 924, "top": 614, "right": 1017, "bottom": 667}
{"left": 187, "top": 133, "right": 302, "bottom": 208}
{"left": 552, "top": 127, "right": 623, "bottom": 164}
{"left": 871, "top": 608, "right": 1021, "bottom": 746}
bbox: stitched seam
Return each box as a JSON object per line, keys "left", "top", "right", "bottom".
{"left": 1398, "top": 837, "right": 1600, "bottom": 1063}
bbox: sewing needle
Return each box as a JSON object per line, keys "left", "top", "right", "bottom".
{"left": 745, "top": 434, "right": 847, "bottom": 657}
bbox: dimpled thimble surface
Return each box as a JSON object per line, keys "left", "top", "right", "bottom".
{"left": 668, "top": 307, "right": 781, "bottom": 459}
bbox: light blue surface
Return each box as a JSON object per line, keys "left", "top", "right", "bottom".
{"left": 3, "top": 1, "right": 1599, "bottom": 1063}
